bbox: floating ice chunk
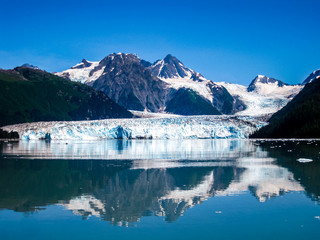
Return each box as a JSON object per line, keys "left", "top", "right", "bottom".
{"left": 297, "top": 158, "right": 313, "bottom": 163}
{"left": 315, "top": 216, "right": 320, "bottom": 220}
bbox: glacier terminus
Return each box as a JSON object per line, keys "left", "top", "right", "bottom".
{"left": 2, "top": 115, "right": 267, "bottom": 140}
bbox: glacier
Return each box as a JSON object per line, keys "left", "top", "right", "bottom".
{"left": 216, "top": 79, "right": 302, "bottom": 116}
{"left": 2, "top": 115, "right": 267, "bottom": 140}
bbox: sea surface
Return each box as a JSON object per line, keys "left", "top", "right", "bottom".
{"left": 0, "top": 139, "right": 319, "bottom": 240}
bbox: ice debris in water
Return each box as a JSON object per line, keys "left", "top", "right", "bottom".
{"left": 1, "top": 115, "right": 267, "bottom": 140}
{"left": 297, "top": 158, "right": 313, "bottom": 163}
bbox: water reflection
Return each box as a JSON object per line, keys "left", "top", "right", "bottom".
{"left": 0, "top": 139, "right": 319, "bottom": 226}
{"left": 1, "top": 139, "right": 265, "bottom": 160}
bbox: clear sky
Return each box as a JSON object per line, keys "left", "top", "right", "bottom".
{"left": 1, "top": 0, "right": 319, "bottom": 85}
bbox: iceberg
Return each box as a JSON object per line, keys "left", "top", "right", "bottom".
{"left": 297, "top": 158, "right": 313, "bottom": 163}
{"left": 1, "top": 115, "right": 267, "bottom": 140}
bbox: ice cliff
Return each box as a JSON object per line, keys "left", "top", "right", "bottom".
{"left": 1, "top": 115, "right": 266, "bottom": 140}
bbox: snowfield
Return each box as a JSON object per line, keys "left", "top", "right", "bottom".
{"left": 216, "top": 81, "right": 302, "bottom": 116}
{"left": 56, "top": 60, "right": 104, "bottom": 83}
{"left": 2, "top": 115, "right": 267, "bottom": 140}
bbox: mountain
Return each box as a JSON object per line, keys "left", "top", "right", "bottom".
{"left": 302, "top": 69, "right": 320, "bottom": 85}
{"left": 21, "top": 63, "right": 39, "bottom": 70}
{"left": 250, "top": 71, "right": 320, "bottom": 138}
{"left": 150, "top": 54, "right": 195, "bottom": 79}
{"left": 148, "top": 54, "right": 245, "bottom": 115}
{"left": 0, "top": 67, "right": 132, "bottom": 127}
{"left": 58, "top": 53, "right": 167, "bottom": 112}
{"left": 247, "top": 75, "right": 288, "bottom": 93}
{"left": 216, "top": 75, "right": 302, "bottom": 116}
{"left": 89, "top": 53, "right": 167, "bottom": 112}
{"left": 57, "top": 53, "right": 245, "bottom": 115}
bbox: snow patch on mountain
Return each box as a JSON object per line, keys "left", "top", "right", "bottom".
{"left": 56, "top": 60, "right": 104, "bottom": 83}
{"left": 161, "top": 76, "right": 216, "bottom": 103}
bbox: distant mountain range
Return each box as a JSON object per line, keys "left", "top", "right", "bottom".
{"left": 56, "top": 53, "right": 304, "bottom": 116}
{"left": 57, "top": 53, "right": 245, "bottom": 115}
{"left": 1, "top": 54, "right": 319, "bottom": 133}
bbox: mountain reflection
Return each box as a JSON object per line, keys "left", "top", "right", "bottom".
{"left": 0, "top": 139, "right": 319, "bottom": 225}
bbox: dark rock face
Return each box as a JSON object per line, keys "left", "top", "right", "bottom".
{"left": 208, "top": 82, "right": 246, "bottom": 114}
{"left": 190, "top": 72, "right": 205, "bottom": 82}
{"left": 90, "top": 53, "right": 168, "bottom": 112}
{"left": 165, "top": 88, "right": 220, "bottom": 115}
{"left": 302, "top": 69, "right": 320, "bottom": 85}
{"left": 139, "top": 59, "right": 152, "bottom": 68}
{"left": 247, "top": 75, "right": 287, "bottom": 92}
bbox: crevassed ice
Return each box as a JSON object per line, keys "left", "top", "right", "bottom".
{"left": 2, "top": 115, "right": 267, "bottom": 140}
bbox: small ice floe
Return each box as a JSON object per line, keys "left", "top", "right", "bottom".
{"left": 315, "top": 216, "right": 320, "bottom": 220}
{"left": 297, "top": 158, "right": 313, "bottom": 163}
{"left": 215, "top": 211, "right": 222, "bottom": 214}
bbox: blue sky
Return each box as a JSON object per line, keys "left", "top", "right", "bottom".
{"left": 0, "top": 0, "right": 319, "bottom": 85}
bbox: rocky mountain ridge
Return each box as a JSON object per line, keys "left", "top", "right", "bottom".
{"left": 56, "top": 53, "right": 303, "bottom": 116}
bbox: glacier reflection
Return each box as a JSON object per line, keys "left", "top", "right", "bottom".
{"left": 0, "top": 139, "right": 319, "bottom": 226}
{"left": 2, "top": 139, "right": 266, "bottom": 161}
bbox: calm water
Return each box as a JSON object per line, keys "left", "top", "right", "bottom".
{"left": 0, "top": 139, "right": 320, "bottom": 240}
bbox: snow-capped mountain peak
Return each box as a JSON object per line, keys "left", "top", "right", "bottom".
{"left": 54, "top": 53, "right": 305, "bottom": 116}
{"left": 150, "top": 54, "right": 194, "bottom": 79}
{"left": 56, "top": 59, "right": 100, "bottom": 83}
{"left": 248, "top": 75, "right": 287, "bottom": 92}
{"left": 216, "top": 74, "right": 303, "bottom": 116}
{"left": 71, "top": 59, "right": 93, "bottom": 69}
{"left": 245, "top": 75, "right": 302, "bottom": 97}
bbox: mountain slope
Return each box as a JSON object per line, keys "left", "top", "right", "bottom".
{"left": 58, "top": 53, "right": 167, "bottom": 112}
{"left": 302, "top": 69, "right": 320, "bottom": 85}
{"left": 247, "top": 75, "right": 287, "bottom": 93}
{"left": 165, "top": 88, "right": 220, "bottom": 115}
{"left": 0, "top": 67, "right": 132, "bottom": 126}
{"left": 90, "top": 53, "right": 167, "bottom": 112}
{"left": 56, "top": 53, "right": 301, "bottom": 116}
{"left": 57, "top": 53, "right": 245, "bottom": 115}
{"left": 250, "top": 73, "right": 320, "bottom": 138}
{"left": 217, "top": 75, "right": 302, "bottom": 116}
{"left": 148, "top": 54, "right": 245, "bottom": 115}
